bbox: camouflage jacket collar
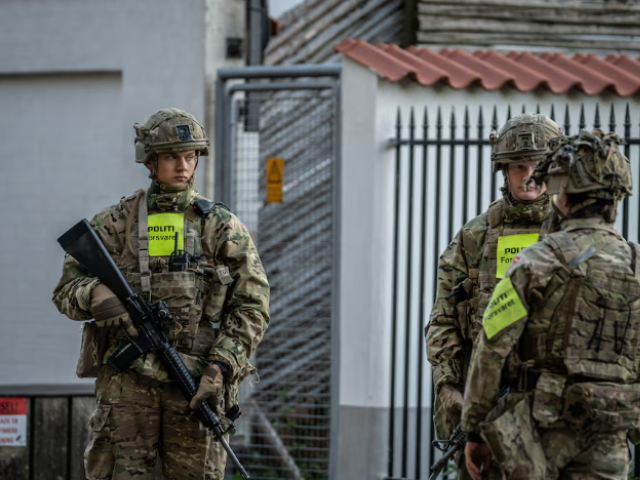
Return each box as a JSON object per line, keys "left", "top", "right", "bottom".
{"left": 560, "top": 217, "right": 619, "bottom": 236}
{"left": 147, "top": 181, "right": 199, "bottom": 212}
{"left": 502, "top": 192, "right": 550, "bottom": 224}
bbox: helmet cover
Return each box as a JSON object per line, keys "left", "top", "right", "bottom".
{"left": 491, "top": 113, "right": 562, "bottom": 172}
{"left": 134, "top": 108, "right": 209, "bottom": 164}
{"left": 529, "top": 129, "right": 632, "bottom": 201}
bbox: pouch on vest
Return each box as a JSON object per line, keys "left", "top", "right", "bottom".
{"left": 154, "top": 271, "right": 204, "bottom": 348}
{"left": 480, "top": 397, "right": 546, "bottom": 480}
{"left": 564, "top": 273, "right": 640, "bottom": 383}
{"left": 122, "top": 270, "right": 201, "bottom": 340}
{"left": 562, "top": 381, "right": 640, "bottom": 432}
{"left": 76, "top": 321, "right": 109, "bottom": 379}
{"left": 450, "top": 275, "right": 479, "bottom": 342}
{"left": 203, "top": 265, "right": 233, "bottom": 323}
{"left": 531, "top": 372, "right": 566, "bottom": 427}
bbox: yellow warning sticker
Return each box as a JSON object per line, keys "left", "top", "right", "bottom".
{"left": 266, "top": 158, "right": 284, "bottom": 204}
{"left": 483, "top": 276, "right": 527, "bottom": 339}
{"left": 496, "top": 233, "right": 539, "bottom": 279}
{"left": 147, "top": 213, "right": 184, "bottom": 257}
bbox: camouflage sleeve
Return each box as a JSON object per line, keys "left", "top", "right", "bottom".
{"left": 52, "top": 205, "right": 125, "bottom": 320}
{"left": 460, "top": 290, "right": 526, "bottom": 436}
{"left": 426, "top": 228, "right": 473, "bottom": 390}
{"left": 461, "top": 243, "right": 556, "bottom": 436}
{"left": 52, "top": 255, "right": 101, "bottom": 320}
{"left": 204, "top": 209, "right": 270, "bottom": 380}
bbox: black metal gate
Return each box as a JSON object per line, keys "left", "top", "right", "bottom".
{"left": 387, "top": 102, "right": 640, "bottom": 480}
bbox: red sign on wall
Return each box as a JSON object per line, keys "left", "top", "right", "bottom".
{"left": 0, "top": 398, "right": 28, "bottom": 446}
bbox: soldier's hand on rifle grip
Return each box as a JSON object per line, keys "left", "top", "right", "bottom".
{"left": 91, "top": 284, "right": 139, "bottom": 338}
{"left": 190, "top": 364, "right": 225, "bottom": 415}
{"left": 465, "top": 442, "right": 491, "bottom": 480}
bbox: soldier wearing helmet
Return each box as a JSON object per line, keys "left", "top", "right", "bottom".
{"left": 426, "top": 114, "right": 561, "bottom": 479}
{"left": 462, "top": 130, "right": 636, "bottom": 480}
{"left": 53, "top": 108, "right": 270, "bottom": 479}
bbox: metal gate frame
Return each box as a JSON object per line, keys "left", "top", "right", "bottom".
{"left": 214, "top": 64, "right": 342, "bottom": 479}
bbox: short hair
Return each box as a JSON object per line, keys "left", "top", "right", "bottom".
{"left": 565, "top": 194, "right": 616, "bottom": 223}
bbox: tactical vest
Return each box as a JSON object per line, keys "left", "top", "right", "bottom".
{"left": 111, "top": 190, "right": 232, "bottom": 376}
{"left": 520, "top": 228, "right": 640, "bottom": 383}
{"left": 453, "top": 199, "right": 544, "bottom": 385}
{"left": 468, "top": 199, "right": 544, "bottom": 338}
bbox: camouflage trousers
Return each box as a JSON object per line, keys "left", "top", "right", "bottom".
{"left": 84, "top": 368, "right": 227, "bottom": 480}
{"left": 482, "top": 396, "right": 628, "bottom": 480}
{"left": 539, "top": 427, "right": 628, "bottom": 480}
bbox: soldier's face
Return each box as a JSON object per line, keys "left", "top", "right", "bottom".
{"left": 147, "top": 150, "right": 197, "bottom": 187}
{"left": 507, "top": 160, "right": 545, "bottom": 201}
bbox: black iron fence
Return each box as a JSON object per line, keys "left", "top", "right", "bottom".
{"left": 386, "top": 102, "right": 640, "bottom": 480}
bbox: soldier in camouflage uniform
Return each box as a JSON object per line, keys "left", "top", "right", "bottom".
{"left": 52, "top": 108, "right": 270, "bottom": 480}
{"left": 462, "top": 129, "right": 636, "bottom": 480}
{"left": 425, "top": 114, "right": 561, "bottom": 477}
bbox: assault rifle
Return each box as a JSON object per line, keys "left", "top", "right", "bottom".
{"left": 58, "top": 219, "right": 250, "bottom": 479}
{"left": 429, "top": 424, "right": 465, "bottom": 480}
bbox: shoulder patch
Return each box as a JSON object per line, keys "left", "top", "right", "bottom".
{"left": 482, "top": 276, "right": 527, "bottom": 339}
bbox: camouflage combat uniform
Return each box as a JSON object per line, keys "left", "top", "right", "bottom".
{"left": 462, "top": 130, "right": 637, "bottom": 480}
{"left": 427, "top": 193, "right": 549, "bottom": 434}
{"left": 426, "top": 115, "right": 560, "bottom": 478}
{"left": 53, "top": 109, "right": 270, "bottom": 480}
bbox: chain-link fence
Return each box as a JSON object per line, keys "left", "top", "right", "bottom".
{"left": 223, "top": 85, "right": 337, "bottom": 480}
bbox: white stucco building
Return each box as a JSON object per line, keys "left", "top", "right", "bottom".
{"left": 0, "top": 0, "right": 248, "bottom": 391}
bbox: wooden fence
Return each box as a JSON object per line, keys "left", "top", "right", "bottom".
{"left": 0, "top": 392, "right": 218, "bottom": 479}
{"left": 0, "top": 395, "right": 94, "bottom": 480}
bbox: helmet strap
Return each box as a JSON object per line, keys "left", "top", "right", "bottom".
{"left": 551, "top": 197, "right": 566, "bottom": 219}
{"left": 567, "top": 197, "right": 597, "bottom": 217}
{"left": 146, "top": 154, "right": 159, "bottom": 180}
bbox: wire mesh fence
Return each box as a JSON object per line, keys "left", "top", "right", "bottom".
{"left": 227, "top": 89, "right": 337, "bottom": 480}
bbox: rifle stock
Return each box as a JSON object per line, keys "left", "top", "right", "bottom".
{"left": 57, "top": 219, "right": 250, "bottom": 479}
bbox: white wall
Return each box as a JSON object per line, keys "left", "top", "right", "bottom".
{"left": 270, "top": 0, "right": 303, "bottom": 17}
{"left": 0, "top": 0, "right": 209, "bottom": 388}
{"left": 204, "top": 0, "right": 247, "bottom": 198}
{"left": 337, "top": 58, "right": 395, "bottom": 480}
{"left": 0, "top": 73, "right": 124, "bottom": 387}
{"left": 340, "top": 60, "right": 395, "bottom": 410}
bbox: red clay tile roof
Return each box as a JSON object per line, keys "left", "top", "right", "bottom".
{"left": 334, "top": 39, "right": 640, "bottom": 97}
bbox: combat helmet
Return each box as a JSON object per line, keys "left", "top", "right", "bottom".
{"left": 491, "top": 113, "right": 562, "bottom": 172}
{"left": 529, "top": 129, "right": 632, "bottom": 201}
{"left": 134, "top": 108, "right": 209, "bottom": 164}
